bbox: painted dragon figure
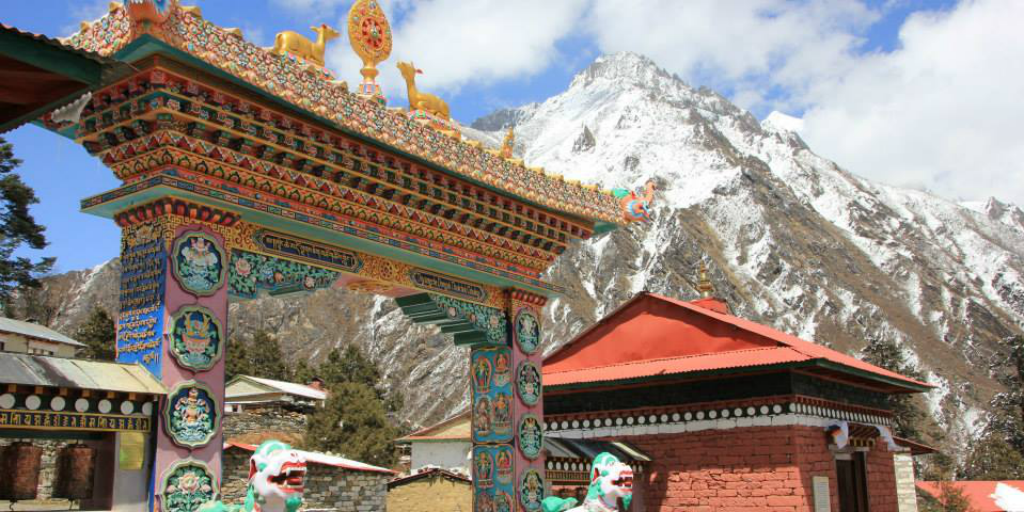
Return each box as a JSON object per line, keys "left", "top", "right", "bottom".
{"left": 612, "top": 181, "right": 656, "bottom": 223}
{"left": 542, "top": 452, "right": 634, "bottom": 512}
{"left": 198, "top": 441, "right": 307, "bottom": 512}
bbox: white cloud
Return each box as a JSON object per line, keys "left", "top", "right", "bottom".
{"left": 326, "top": 0, "right": 586, "bottom": 103}
{"left": 313, "top": 0, "right": 1022, "bottom": 205}
{"left": 583, "top": 0, "right": 877, "bottom": 106}
{"left": 798, "top": 0, "right": 1024, "bottom": 205}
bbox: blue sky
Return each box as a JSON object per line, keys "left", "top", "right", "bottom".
{"left": 2, "top": 0, "right": 1019, "bottom": 273}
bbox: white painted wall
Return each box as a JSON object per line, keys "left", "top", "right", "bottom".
{"left": 410, "top": 440, "right": 471, "bottom": 473}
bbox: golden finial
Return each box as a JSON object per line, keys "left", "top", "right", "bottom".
{"left": 697, "top": 261, "right": 714, "bottom": 298}
{"left": 500, "top": 126, "right": 515, "bottom": 159}
{"left": 348, "top": 0, "right": 392, "bottom": 100}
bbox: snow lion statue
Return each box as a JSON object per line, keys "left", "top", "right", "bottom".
{"left": 199, "top": 440, "right": 306, "bottom": 512}
{"left": 542, "top": 452, "right": 634, "bottom": 512}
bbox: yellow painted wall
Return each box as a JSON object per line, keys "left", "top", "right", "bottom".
{"left": 0, "top": 333, "right": 75, "bottom": 357}
{"left": 387, "top": 475, "right": 472, "bottom": 512}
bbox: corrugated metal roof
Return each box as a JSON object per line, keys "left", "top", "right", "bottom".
{"left": 543, "top": 292, "right": 931, "bottom": 390}
{"left": 0, "top": 353, "right": 166, "bottom": 395}
{"left": 0, "top": 24, "right": 115, "bottom": 65}
{"left": 225, "top": 441, "right": 396, "bottom": 475}
{"left": 916, "top": 481, "right": 1024, "bottom": 512}
{"left": 227, "top": 375, "right": 327, "bottom": 401}
{"left": 545, "top": 437, "right": 651, "bottom": 464}
{"left": 544, "top": 346, "right": 810, "bottom": 387}
{"left": 0, "top": 317, "right": 85, "bottom": 347}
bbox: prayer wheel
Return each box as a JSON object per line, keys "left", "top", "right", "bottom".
{"left": 0, "top": 442, "right": 43, "bottom": 500}
{"left": 53, "top": 444, "right": 96, "bottom": 500}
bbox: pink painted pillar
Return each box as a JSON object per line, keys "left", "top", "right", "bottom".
{"left": 117, "top": 214, "right": 231, "bottom": 512}
{"left": 471, "top": 291, "right": 547, "bottom": 512}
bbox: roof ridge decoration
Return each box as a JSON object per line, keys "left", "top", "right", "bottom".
{"left": 64, "top": 1, "right": 651, "bottom": 225}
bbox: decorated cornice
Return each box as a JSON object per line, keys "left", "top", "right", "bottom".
{"left": 115, "top": 197, "right": 240, "bottom": 227}
{"left": 543, "top": 395, "right": 893, "bottom": 438}
{"left": 64, "top": 4, "right": 631, "bottom": 225}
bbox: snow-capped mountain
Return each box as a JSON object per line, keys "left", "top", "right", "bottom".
{"left": 26, "top": 52, "right": 1024, "bottom": 451}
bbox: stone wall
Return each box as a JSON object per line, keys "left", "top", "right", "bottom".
{"left": 222, "top": 406, "right": 308, "bottom": 440}
{"left": 622, "top": 424, "right": 900, "bottom": 512}
{"left": 223, "top": 447, "right": 389, "bottom": 511}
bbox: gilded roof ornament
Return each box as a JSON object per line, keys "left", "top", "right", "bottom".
{"left": 271, "top": 24, "right": 340, "bottom": 67}
{"left": 347, "top": 0, "right": 392, "bottom": 102}
{"left": 499, "top": 126, "right": 515, "bottom": 159}
{"left": 697, "top": 261, "right": 715, "bottom": 298}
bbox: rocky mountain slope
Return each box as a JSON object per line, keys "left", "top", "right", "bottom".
{"left": 25, "top": 52, "right": 1024, "bottom": 452}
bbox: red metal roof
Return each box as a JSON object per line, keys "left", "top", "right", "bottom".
{"left": 546, "top": 346, "right": 809, "bottom": 386}
{"left": 544, "top": 292, "right": 931, "bottom": 391}
{"left": 224, "top": 441, "right": 396, "bottom": 475}
{"left": 916, "top": 481, "right": 1024, "bottom": 512}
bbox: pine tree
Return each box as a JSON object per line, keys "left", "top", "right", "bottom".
{"left": 0, "top": 137, "right": 54, "bottom": 311}
{"left": 918, "top": 482, "right": 977, "bottom": 512}
{"left": 984, "top": 335, "right": 1024, "bottom": 455}
{"left": 959, "top": 432, "right": 1024, "bottom": 480}
{"left": 861, "top": 337, "right": 930, "bottom": 441}
{"left": 75, "top": 307, "right": 116, "bottom": 360}
{"left": 292, "top": 360, "right": 317, "bottom": 385}
{"left": 247, "top": 330, "right": 291, "bottom": 381}
{"left": 303, "top": 381, "right": 398, "bottom": 467}
{"left": 225, "top": 335, "right": 254, "bottom": 381}
{"left": 319, "top": 345, "right": 380, "bottom": 389}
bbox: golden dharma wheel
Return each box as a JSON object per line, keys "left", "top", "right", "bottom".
{"left": 0, "top": 442, "right": 43, "bottom": 501}
{"left": 347, "top": 0, "right": 393, "bottom": 73}
{"left": 53, "top": 444, "right": 96, "bottom": 500}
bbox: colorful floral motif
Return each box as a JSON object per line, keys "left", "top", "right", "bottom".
{"left": 164, "top": 381, "right": 220, "bottom": 448}
{"left": 518, "top": 413, "right": 543, "bottom": 460}
{"left": 160, "top": 459, "right": 218, "bottom": 512}
{"left": 519, "top": 469, "right": 544, "bottom": 512}
{"left": 171, "top": 232, "right": 226, "bottom": 296}
{"left": 169, "top": 305, "right": 223, "bottom": 371}
{"left": 228, "top": 249, "right": 339, "bottom": 299}
{"left": 516, "top": 361, "right": 542, "bottom": 406}
{"left": 515, "top": 309, "right": 541, "bottom": 354}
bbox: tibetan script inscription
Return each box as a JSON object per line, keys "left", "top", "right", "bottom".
{"left": 118, "top": 222, "right": 166, "bottom": 375}
{"left": 409, "top": 268, "right": 488, "bottom": 303}
{"left": 0, "top": 410, "right": 152, "bottom": 433}
{"left": 253, "top": 230, "right": 363, "bottom": 273}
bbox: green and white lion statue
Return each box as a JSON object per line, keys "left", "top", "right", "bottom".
{"left": 199, "top": 440, "right": 307, "bottom": 512}
{"left": 542, "top": 452, "right": 634, "bottom": 512}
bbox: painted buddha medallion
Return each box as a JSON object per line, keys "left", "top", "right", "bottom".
{"left": 519, "top": 469, "right": 545, "bottom": 512}
{"left": 159, "top": 459, "right": 218, "bottom": 512}
{"left": 517, "top": 413, "right": 543, "bottom": 460}
{"left": 515, "top": 309, "right": 540, "bottom": 354}
{"left": 169, "top": 306, "right": 223, "bottom": 371}
{"left": 474, "top": 448, "right": 494, "bottom": 488}
{"left": 164, "top": 381, "right": 220, "bottom": 448}
{"left": 516, "top": 361, "right": 542, "bottom": 406}
{"left": 172, "top": 232, "right": 226, "bottom": 296}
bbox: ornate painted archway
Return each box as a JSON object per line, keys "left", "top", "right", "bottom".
{"left": 13, "top": 1, "right": 652, "bottom": 510}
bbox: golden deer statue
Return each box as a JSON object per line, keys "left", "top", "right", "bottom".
{"left": 397, "top": 61, "right": 450, "bottom": 120}
{"left": 271, "top": 24, "right": 340, "bottom": 66}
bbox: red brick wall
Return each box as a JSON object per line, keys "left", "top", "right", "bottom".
{"left": 621, "top": 425, "right": 898, "bottom": 512}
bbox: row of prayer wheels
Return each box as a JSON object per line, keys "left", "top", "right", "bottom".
{"left": 0, "top": 442, "right": 96, "bottom": 501}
